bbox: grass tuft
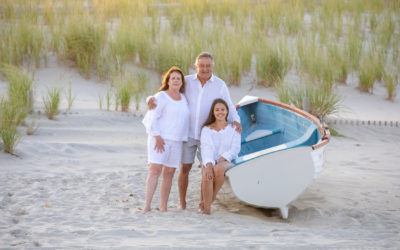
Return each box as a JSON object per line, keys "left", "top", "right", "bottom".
{"left": 43, "top": 87, "right": 61, "bottom": 120}
{"left": 0, "top": 99, "right": 22, "bottom": 154}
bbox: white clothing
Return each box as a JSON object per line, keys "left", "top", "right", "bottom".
{"left": 147, "top": 136, "right": 183, "bottom": 168}
{"left": 142, "top": 91, "right": 189, "bottom": 142}
{"left": 184, "top": 74, "right": 240, "bottom": 140}
{"left": 200, "top": 124, "right": 241, "bottom": 168}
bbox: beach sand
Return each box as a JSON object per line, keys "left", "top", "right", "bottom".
{"left": 1, "top": 58, "right": 400, "bottom": 248}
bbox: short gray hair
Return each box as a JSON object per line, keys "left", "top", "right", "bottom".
{"left": 195, "top": 52, "right": 214, "bottom": 66}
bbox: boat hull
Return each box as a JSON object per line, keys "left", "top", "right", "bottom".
{"left": 226, "top": 146, "right": 316, "bottom": 219}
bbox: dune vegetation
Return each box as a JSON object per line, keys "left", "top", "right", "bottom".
{"left": 0, "top": 0, "right": 399, "bottom": 153}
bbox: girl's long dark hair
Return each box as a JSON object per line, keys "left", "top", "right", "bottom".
{"left": 202, "top": 98, "right": 229, "bottom": 129}
{"left": 158, "top": 66, "right": 185, "bottom": 93}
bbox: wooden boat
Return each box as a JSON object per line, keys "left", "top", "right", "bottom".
{"left": 225, "top": 96, "right": 330, "bottom": 219}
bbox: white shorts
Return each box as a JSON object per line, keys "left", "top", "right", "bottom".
{"left": 147, "top": 136, "right": 183, "bottom": 168}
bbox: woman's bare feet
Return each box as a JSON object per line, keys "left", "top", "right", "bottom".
{"left": 142, "top": 206, "right": 151, "bottom": 214}
{"left": 180, "top": 201, "right": 186, "bottom": 210}
{"left": 202, "top": 207, "right": 211, "bottom": 215}
{"left": 198, "top": 202, "right": 204, "bottom": 213}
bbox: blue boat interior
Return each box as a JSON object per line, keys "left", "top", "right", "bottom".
{"left": 238, "top": 101, "right": 322, "bottom": 157}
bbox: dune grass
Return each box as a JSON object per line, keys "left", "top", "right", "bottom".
{"left": 1, "top": 0, "right": 399, "bottom": 111}
{"left": 1, "top": 64, "right": 33, "bottom": 123}
{"left": 63, "top": 16, "right": 107, "bottom": 78}
{"left": 133, "top": 72, "right": 149, "bottom": 111}
{"left": 43, "top": 87, "right": 61, "bottom": 120}
{"left": 358, "top": 62, "right": 376, "bottom": 93}
{"left": 256, "top": 39, "right": 291, "bottom": 87}
{"left": 65, "top": 81, "right": 76, "bottom": 112}
{"left": 0, "top": 99, "right": 22, "bottom": 155}
{"left": 384, "top": 71, "right": 398, "bottom": 101}
{"left": 113, "top": 72, "right": 135, "bottom": 112}
{"left": 0, "top": 20, "right": 46, "bottom": 68}
{"left": 277, "top": 83, "right": 342, "bottom": 119}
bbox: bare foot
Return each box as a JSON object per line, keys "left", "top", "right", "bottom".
{"left": 142, "top": 207, "right": 151, "bottom": 214}
{"left": 201, "top": 209, "right": 211, "bottom": 215}
{"left": 159, "top": 207, "right": 167, "bottom": 212}
{"left": 202, "top": 204, "right": 211, "bottom": 214}
{"left": 198, "top": 202, "right": 204, "bottom": 213}
{"left": 180, "top": 201, "right": 186, "bottom": 210}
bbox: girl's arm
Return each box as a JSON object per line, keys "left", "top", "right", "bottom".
{"left": 200, "top": 127, "right": 215, "bottom": 168}
{"left": 221, "top": 128, "right": 241, "bottom": 162}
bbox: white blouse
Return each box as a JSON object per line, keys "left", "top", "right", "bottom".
{"left": 200, "top": 124, "right": 241, "bottom": 167}
{"left": 142, "top": 91, "right": 189, "bottom": 142}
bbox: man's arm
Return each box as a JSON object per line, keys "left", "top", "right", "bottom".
{"left": 220, "top": 84, "right": 242, "bottom": 133}
{"left": 146, "top": 96, "right": 156, "bottom": 110}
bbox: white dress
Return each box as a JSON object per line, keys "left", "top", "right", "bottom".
{"left": 200, "top": 124, "right": 241, "bottom": 168}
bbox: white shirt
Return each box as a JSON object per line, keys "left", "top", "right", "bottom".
{"left": 200, "top": 124, "right": 241, "bottom": 167}
{"left": 142, "top": 91, "right": 189, "bottom": 142}
{"left": 184, "top": 74, "right": 240, "bottom": 140}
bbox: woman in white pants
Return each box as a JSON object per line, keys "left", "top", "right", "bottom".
{"left": 142, "top": 66, "right": 189, "bottom": 213}
{"left": 200, "top": 98, "right": 241, "bottom": 214}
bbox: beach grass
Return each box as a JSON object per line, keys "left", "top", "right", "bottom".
{"left": 0, "top": 0, "right": 399, "bottom": 104}
{"left": 1, "top": 64, "right": 33, "bottom": 123}
{"left": 64, "top": 16, "right": 106, "bottom": 78}
{"left": 106, "top": 87, "right": 113, "bottom": 111}
{"left": 133, "top": 72, "right": 149, "bottom": 111}
{"left": 358, "top": 61, "right": 376, "bottom": 93}
{"left": 113, "top": 72, "right": 134, "bottom": 112}
{"left": 65, "top": 81, "right": 76, "bottom": 112}
{"left": 256, "top": 39, "right": 291, "bottom": 87}
{"left": 0, "top": 99, "right": 22, "bottom": 155}
{"left": 277, "top": 83, "right": 342, "bottom": 119}
{"left": 43, "top": 87, "right": 61, "bottom": 120}
{"left": 384, "top": 71, "right": 398, "bottom": 101}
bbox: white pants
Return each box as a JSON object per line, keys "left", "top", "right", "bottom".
{"left": 147, "top": 136, "right": 183, "bottom": 168}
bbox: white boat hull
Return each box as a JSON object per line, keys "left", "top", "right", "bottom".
{"left": 226, "top": 146, "right": 319, "bottom": 219}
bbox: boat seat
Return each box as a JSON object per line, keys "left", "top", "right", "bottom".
{"left": 243, "top": 126, "right": 283, "bottom": 143}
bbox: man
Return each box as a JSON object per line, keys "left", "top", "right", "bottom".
{"left": 148, "top": 52, "right": 241, "bottom": 209}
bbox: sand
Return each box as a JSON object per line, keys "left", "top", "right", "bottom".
{"left": 1, "top": 57, "right": 400, "bottom": 248}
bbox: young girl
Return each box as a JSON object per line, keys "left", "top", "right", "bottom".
{"left": 200, "top": 98, "right": 241, "bottom": 214}
{"left": 142, "top": 66, "right": 189, "bottom": 213}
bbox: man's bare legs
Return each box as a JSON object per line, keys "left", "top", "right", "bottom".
{"left": 178, "top": 163, "right": 192, "bottom": 209}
